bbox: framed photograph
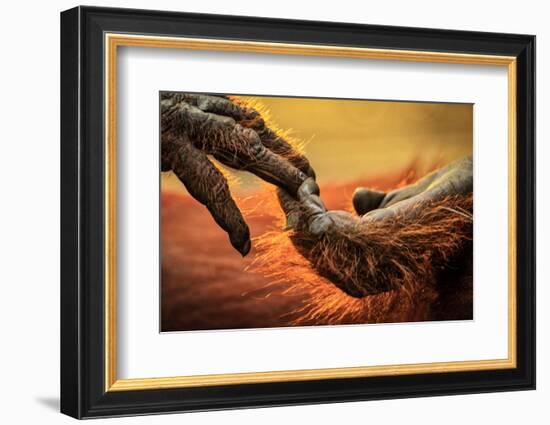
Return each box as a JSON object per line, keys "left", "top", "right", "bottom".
{"left": 60, "top": 6, "right": 535, "bottom": 419}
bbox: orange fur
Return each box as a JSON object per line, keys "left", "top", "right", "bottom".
{"left": 250, "top": 194, "right": 472, "bottom": 325}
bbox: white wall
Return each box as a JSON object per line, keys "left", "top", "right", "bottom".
{"left": 0, "top": 0, "right": 545, "bottom": 423}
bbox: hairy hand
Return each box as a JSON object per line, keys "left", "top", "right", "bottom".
{"left": 160, "top": 93, "right": 314, "bottom": 256}
{"left": 277, "top": 156, "right": 473, "bottom": 297}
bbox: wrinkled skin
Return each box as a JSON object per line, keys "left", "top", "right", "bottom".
{"left": 160, "top": 92, "right": 314, "bottom": 255}
{"left": 279, "top": 155, "right": 473, "bottom": 235}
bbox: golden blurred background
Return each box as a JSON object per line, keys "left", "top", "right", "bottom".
{"left": 161, "top": 95, "right": 472, "bottom": 193}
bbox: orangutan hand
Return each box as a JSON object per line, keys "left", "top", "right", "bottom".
{"left": 352, "top": 155, "right": 473, "bottom": 221}
{"left": 161, "top": 92, "right": 315, "bottom": 256}
{"left": 280, "top": 155, "right": 472, "bottom": 234}
{"left": 277, "top": 156, "right": 473, "bottom": 297}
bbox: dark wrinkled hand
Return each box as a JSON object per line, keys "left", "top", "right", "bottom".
{"left": 160, "top": 93, "right": 315, "bottom": 256}
{"left": 280, "top": 156, "right": 472, "bottom": 234}
{"left": 353, "top": 155, "right": 473, "bottom": 221}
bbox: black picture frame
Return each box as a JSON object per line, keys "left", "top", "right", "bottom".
{"left": 61, "top": 5, "right": 535, "bottom": 419}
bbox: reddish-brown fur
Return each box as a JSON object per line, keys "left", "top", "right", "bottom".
{"left": 251, "top": 194, "right": 472, "bottom": 325}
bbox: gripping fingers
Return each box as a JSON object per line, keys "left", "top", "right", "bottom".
{"left": 276, "top": 188, "right": 304, "bottom": 231}
{"left": 278, "top": 178, "right": 336, "bottom": 237}
{"left": 172, "top": 138, "right": 251, "bottom": 256}
{"left": 163, "top": 94, "right": 315, "bottom": 194}
{"left": 297, "top": 178, "right": 337, "bottom": 236}
{"left": 193, "top": 94, "right": 252, "bottom": 122}
{"left": 162, "top": 96, "right": 307, "bottom": 196}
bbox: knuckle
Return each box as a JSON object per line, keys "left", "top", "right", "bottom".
{"left": 309, "top": 214, "right": 333, "bottom": 236}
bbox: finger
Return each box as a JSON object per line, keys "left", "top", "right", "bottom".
{"left": 360, "top": 191, "right": 434, "bottom": 223}
{"left": 161, "top": 92, "right": 247, "bottom": 120}
{"left": 278, "top": 178, "right": 335, "bottom": 236}
{"left": 258, "top": 130, "right": 315, "bottom": 178}
{"left": 276, "top": 188, "right": 303, "bottom": 230}
{"left": 297, "top": 179, "right": 335, "bottom": 236}
{"left": 352, "top": 188, "right": 386, "bottom": 215}
{"left": 239, "top": 117, "right": 315, "bottom": 178}
{"left": 163, "top": 94, "right": 315, "bottom": 186}
{"left": 211, "top": 125, "right": 308, "bottom": 196}
{"left": 379, "top": 156, "right": 473, "bottom": 209}
{"left": 161, "top": 98, "right": 308, "bottom": 196}
{"left": 162, "top": 94, "right": 307, "bottom": 195}
{"left": 379, "top": 183, "right": 432, "bottom": 209}
{"left": 195, "top": 94, "right": 253, "bottom": 122}
{"left": 172, "top": 137, "right": 251, "bottom": 256}
{"left": 277, "top": 179, "right": 330, "bottom": 235}
{"left": 226, "top": 96, "right": 316, "bottom": 178}
{"left": 425, "top": 155, "right": 473, "bottom": 196}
